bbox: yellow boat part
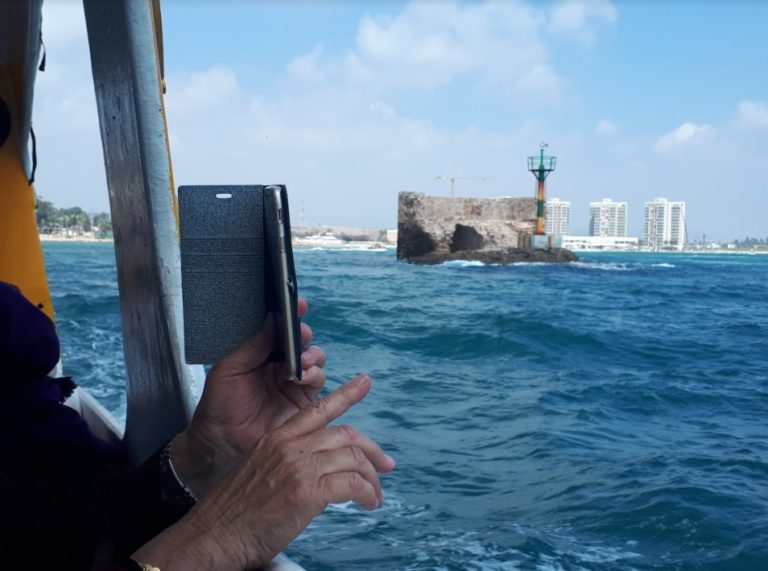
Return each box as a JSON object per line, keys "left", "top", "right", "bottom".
{"left": 0, "top": 90, "right": 53, "bottom": 321}
{"left": 0, "top": 0, "right": 52, "bottom": 321}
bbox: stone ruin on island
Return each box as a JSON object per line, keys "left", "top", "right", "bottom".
{"left": 396, "top": 191, "right": 577, "bottom": 264}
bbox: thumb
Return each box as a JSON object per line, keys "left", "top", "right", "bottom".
{"left": 213, "top": 314, "right": 275, "bottom": 375}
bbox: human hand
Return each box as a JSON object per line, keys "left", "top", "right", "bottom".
{"left": 133, "top": 374, "right": 395, "bottom": 571}
{"left": 173, "top": 298, "right": 328, "bottom": 496}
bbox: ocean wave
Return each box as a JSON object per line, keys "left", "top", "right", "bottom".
{"left": 43, "top": 243, "right": 768, "bottom": 571}
{"left": 568, "top": 261, "right": 634, "bottom": 271}
{"left": 441, "top": 260, "right": 487, "bottom": 268}
{"left": 399, "top": 528, "right": 643, "bottom": 571}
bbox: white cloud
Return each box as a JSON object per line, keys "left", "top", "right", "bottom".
{"left": 163, "top": 62, "right": 552, "bottom": 228}
{"left": 295, "top": 1, "right": 564, "bottom": 100}
{"left": 549, "top": 0, "right": 618, "bottom": 44}
{"left": 369, "top": 101, "right": 396, "bottom": 119}
{"left": 654, "top": 122, "right": 715, "bottom": 153}
{"left": 287, "top": 44, "right": 326, "bottom": 83}
{"left": 32, "top": 1, "right": 107, "bottom": 210}
{"left": 40, "top": 3, "right": 86, "bottom": 47}
{"left": 515, "top": 65, "right": 562, "bottom": 99}
{"left": 168, "top": 66, "right": 240, "bottom": 116}
{"left": 737, "top": 100, "right": 768, "bottom": 129}
{"left": 596, "top": 120, "right": 618, "bottom": 134}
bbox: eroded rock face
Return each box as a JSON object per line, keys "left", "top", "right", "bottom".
{"left": 450, "top": 224, "right": 485, "bottom": 252}
{"left": 397, "top": 222, "right": 436, "bottom": 259}
{"left": 397, "top": 192, "right": 537, "bottom": 260}
{"left": 406, "top": 248, "right": 578, "bottom": 265}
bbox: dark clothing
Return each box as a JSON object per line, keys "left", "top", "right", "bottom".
{"left": 0, "top": 282, "right": 188, "bottom": 570}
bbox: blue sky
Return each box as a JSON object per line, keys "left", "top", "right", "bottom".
{"left": 36, "top": 1, "right": 768, "bottom": 240}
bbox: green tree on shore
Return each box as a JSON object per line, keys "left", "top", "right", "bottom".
{"left": 36, "top": 197, "right": 110, "bottom": 236}
{"left": 92, "top": 212, "right": 112, "bottom": 237}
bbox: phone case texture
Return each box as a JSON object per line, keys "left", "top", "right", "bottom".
{"left": 179, "top": 185, "right": 266, "bottom": 363}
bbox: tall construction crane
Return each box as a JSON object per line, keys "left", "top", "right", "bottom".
{"left": 434, "top": 175, "right": 515, "bottom": 197}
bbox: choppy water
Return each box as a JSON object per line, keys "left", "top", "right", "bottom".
{"left": 44, "top": 243, "right": 768, "bottom": 570}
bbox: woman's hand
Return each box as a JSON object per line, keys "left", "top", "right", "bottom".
{"left": 172, "top": 298, "right": 328, "bottom": 496}
{"left": 132, "top": 375, "right": 395, "bottom": 571}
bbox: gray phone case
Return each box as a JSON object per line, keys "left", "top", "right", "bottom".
{"left": 179, "top": 185, "right": 266, "bottom": 363}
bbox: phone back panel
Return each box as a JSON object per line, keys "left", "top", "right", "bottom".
{"left": 178, "top": 185, "right": 266, "bottom": 364}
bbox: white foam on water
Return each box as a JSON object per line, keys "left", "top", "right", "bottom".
{"left": 404, "top": 531, "right": 526, "bottom": 571}
{"left": 308, "top": 495, "right": 646, "bottom": 570}
{"left": 511, "top": 262, "right": 549, "bottom": 267}
{"left": 574, "top": 545, "right": 642, "bottom": 564}
{"left": 327, "top": 501, "right": 357, "bottom": 512}
{"left": 535, "top": 554, "right": 572, "bottom": 571}
{"left": 569, "top": 261, "right": 634, "bottom": 272}
{"left": 441, "top": 260, "right": 487, "bottom": 268}
{"left": 548, "top": 531, "right": 643, "bottom": 569}
{"left": 652, "top": 262, "right": 676, "bottom": 268}
{"left": 400, "top": 524, "right": 645, "bottom": 570}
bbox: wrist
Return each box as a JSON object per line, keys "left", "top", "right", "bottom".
{"left": 132, "top": 511, "right": 245, "bottom": 571}
{"left": 170, "top": 430, "right": 218, "bottom": 498}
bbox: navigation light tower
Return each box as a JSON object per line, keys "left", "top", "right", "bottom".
{"left": 527, "top": 143, "right": 557, "bottom": 236}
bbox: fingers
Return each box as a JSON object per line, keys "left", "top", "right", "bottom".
{"left": 278, "top": 374, "right": 371, "bottom": 437}
{"left": 298, "top": 366, "right": 326, "bottom": 390}
{"left": 320, "top": 472, "right": 379, "bottom": 511}
{"left": 301, "top": 345, "right": 326, "bottom": 370}
{"left": 300, "top": 322, "right": 312, "bottom": 348}
{"left": 308, "top": 424, "right": 395, "bottom": 473}
{"left": 298, "top": 297, "right": 308, "bottom": 318}
{"left": 313, "top": 447, "right": 382, "bottom": 505}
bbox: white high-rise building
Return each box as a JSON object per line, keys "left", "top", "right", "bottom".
{"left": 546, "top": 198, "right": 571, "bottom": 236}
{"left": 589, "top": 198, "right": 628, "bottom": 237}
{"left": 644, "top": 198, "right": 686, "bottom": 251}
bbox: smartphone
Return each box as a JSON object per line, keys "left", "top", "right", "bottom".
{"left": 178, "top": 185, "right": 267, "bottom": 364}
{"left": 263, "top": 185, "right": 302, "bottom": 381}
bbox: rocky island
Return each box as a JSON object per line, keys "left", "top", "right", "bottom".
{"left": 397, "top": 192, "right": 577, "bottom": 265}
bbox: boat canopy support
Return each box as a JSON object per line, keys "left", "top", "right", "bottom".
{"left": 83, "top": 0, "right": 204, "bottom": 462}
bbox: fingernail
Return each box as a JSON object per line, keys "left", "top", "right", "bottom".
{"left": 350, "top": 374, "right": 368, "bottom": 387}
{"left": 384, "top": 454, "right": 396, "bottom": 469}
{"left": 301, "top": 351, "right": 310, "bottom": 366}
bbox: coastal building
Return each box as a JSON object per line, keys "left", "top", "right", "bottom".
{"left": 562, "top": 235, "right": 639, "bottom": 251}
{"left": 644, "top": 198, "right": 686, "bottom": 251}
{"left": 589, "top": 198, "right": 628, "bottom": 237}
{"left": 545, "top": 198, "right": 571, "bottom": 236}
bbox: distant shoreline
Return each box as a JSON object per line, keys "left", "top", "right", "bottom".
{"left": 39, "top": 234, "right": 113, "bottom": 243}
{"left": 38, "top": 235, "right": 765, "bottom": 255}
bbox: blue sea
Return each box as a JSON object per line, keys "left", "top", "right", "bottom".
{"left": 44, "top": 242, "right": 768, "bottom": 570}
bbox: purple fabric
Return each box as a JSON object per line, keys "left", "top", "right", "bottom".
{"left": 0, "top": 281, "right": 118, "bottom": 456}
{"left": 0, "top": 282, "right": 128, "bottom": 568}
{"left": 0, "top": 282, "right": 189, "bottom": 569}
{"left": 0, "top": 282, "right": 60, "bottom": 382}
